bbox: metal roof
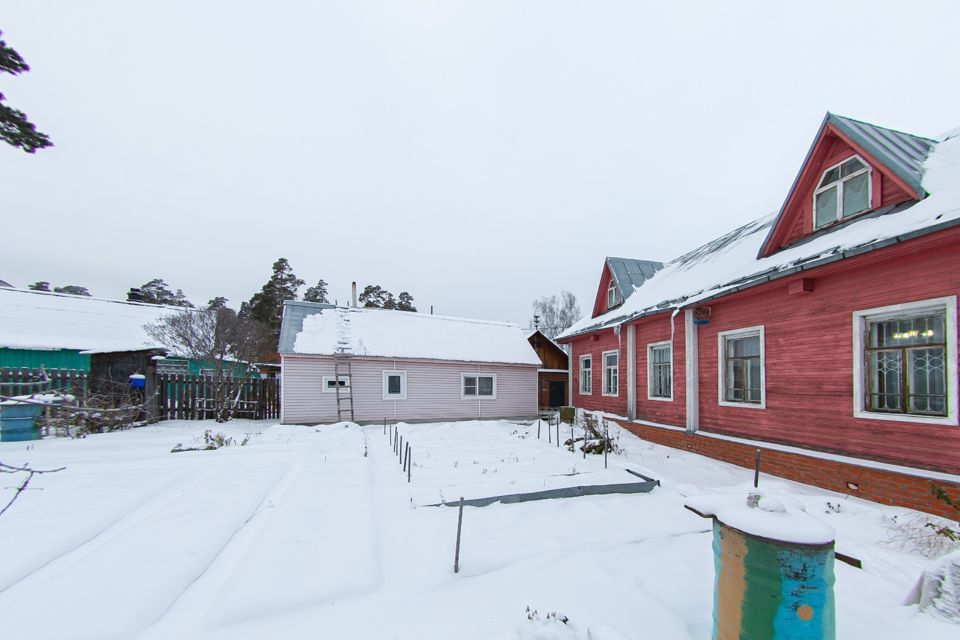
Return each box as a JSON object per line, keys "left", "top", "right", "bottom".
{"left": 605, "top": 257, "right": 663, "bottom": 300}
{"left": 277, "top": 300, "right": 335, "bottom": 354}
{"left": 827, "top": 113, "right": 936, "bottom": 198}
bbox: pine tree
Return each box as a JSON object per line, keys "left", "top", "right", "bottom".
{"left": 0, "top": 31, "right": 52, "bottom": 153}
{"left": 53, "top": 285, "right": 91, "bottom": 296}
{"left": 132, "top": 278, "right": 193, "bottom": 307}
{"left": 28, "top": 281, "right": 50, "bottom": 291}
{"left": 359, "top": 285, "right": 387, "bottom": 308}
{"left": 303, "top": 279, "right": 329, "bottom": 304}
{"left": 396, "top": 292, "right": 417, "bottom": 312}
{"left": 247, "top": 258, "right": 305, "bottom": 338}
{"left": 207, "top": 296, "right": 229, "bottom": 310}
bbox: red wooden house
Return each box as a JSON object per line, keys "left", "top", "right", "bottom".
{"left": 557, "top": 113, "right": 960, "bottom": 517}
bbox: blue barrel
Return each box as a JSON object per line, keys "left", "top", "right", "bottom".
{"left": 712, "top": 519, "right": 835, "bottom": 640}
{"left": 0, "top": 402, "right": 43, "bottom": 441}
{"left": 686, "top": 493, "right": 836, "bottom": 640}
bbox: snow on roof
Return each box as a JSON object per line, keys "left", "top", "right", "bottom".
{"left": 559, "top": 123, "right": 960, "bottom": 340}
{"left": 290, "top": 306, "right": 542, "bottom": 365}
{"left": 0, "top": 288, "right": 186, "bottom": 353}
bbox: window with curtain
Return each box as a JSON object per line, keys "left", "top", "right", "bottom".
{"left": 865, "top": 312, "right": 947, "bottom": 416}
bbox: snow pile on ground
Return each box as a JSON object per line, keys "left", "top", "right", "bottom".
{"left": 0, "top": 419, "right": 956, "bottom": 639}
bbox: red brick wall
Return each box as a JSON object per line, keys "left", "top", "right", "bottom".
{"left": 615, "top": 419, "right": 960, "bottom": 520}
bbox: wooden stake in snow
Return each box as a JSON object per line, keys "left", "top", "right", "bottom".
{"left": 407, "top": 449, "right": 412, "bottom": 483}
{"left": 547, "top": 420, "right": 551, "bottom": 444}
{"left": 754, "top": 449, "right": 761, "bottom": 488}
{"left": 537, "top": 421, "right": 541, "bottom": 439}
{"left": 556, "top": 421, "right": 560, "bottom": 448}
{"left": 454, "top": 496, "right": 464, "bottom": 573}
{"left": 403, "top": 442, "right": 409, "bottom": 472}
{"left": 383, "top": 417, "right": 386, "bottom": 435}
{"left": 604, "top": 422, "right": 608, "bottom": 469}
{"left": 399, "top": 435, "right": 403, "bottom": 463}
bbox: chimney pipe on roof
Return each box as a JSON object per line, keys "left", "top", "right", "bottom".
{"left": 351, "top": 282, "right": 357, "bottom": 308}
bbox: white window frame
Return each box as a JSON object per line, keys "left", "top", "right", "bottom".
{"left": 852, "top": 296, "right": 957, "bottom": 426}
{"left": 607, "top": 280, "right": 620, "bottom": 308}
{"left": 382, "top": 370, "right": 407, "bottom": 400}
{"left": 717, "top": 326, "right": 766, "bottom": 409}
{"left": 647, "top": 340, "right": 673, "bottom": 402}
{"left": 813, "top": 154, "right": 872, "bottom": 230}
{"left": 461, "top": 373, "right": 497, "bottom": 400}
{"left": 602, "top": 350, "right": 619, "bottom": 397}
{"left": 579, "top": 354, "right": 592, "bottom": 395}
{"left": 322, "top": 375, "right": 350, "bottom": 393}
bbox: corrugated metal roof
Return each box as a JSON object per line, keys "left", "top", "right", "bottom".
{"left": 605, "top": 257, "right": 663, "bottom": 300}
{"left": 277, "top": 300, "right": 335, "bottom": 354}
{"left": 827, "top": 113, "right": 936, "bottom": 198}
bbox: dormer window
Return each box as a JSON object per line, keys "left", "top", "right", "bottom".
{"left": 814, "top": 156, "right": 871, "bottom": 229}
{"left": 606, "top": 280, "right": 620, "bottom": 308}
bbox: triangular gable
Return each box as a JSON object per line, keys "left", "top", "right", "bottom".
{"left": 590, "top": 257, "right": 664, "bottom": 318}
{"left": 759, "top": 113, "right": 936, "bottom": 258}
{"left": 590, "top": 261, "right": 619, "bottom": 318}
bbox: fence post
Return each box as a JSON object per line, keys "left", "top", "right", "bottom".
{"left": 454, "top": 497, "right": 464, "bottom": 573}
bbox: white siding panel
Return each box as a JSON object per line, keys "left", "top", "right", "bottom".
{"left": 281, "top": 356, "right": 538, "bottom": 424}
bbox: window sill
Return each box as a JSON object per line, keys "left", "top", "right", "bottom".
{"left": 853, "top": 410, "right": 957, "bottom": 426}
{"left": 718, "top": 400, "right": 766, "bottom": 410}
{"left": 601, "top": 392, "right": 619, "bottom": 398}
{"left": 647, "top": 395, "right": 674, "bottom": 403}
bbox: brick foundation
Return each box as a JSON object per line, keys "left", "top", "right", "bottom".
{"left": 614, "top": 419, "right": 960, "bottom": 520}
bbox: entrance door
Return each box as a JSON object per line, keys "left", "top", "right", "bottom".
{"left": 548, "top": 381, "right": 565, "bottom": 407}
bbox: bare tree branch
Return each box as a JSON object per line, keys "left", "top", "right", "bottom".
{"left": 0, "top": 462, "right": 66, "bottom": 518}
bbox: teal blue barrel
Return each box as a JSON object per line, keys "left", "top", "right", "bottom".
{"left": 687, "top": 493, "right": 836, "bottom": 640}
{"left": 0, "top": 402, "right": 43, "bottom": 441}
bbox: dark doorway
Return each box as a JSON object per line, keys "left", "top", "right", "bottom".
{"left": 548, "top": 381, "right": 565, "bottom": 407}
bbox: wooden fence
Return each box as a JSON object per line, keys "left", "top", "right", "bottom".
{"left": 156, "top": 373, "right": 280, "bottom": 421}
{"left": 0, "top": 368, "right": 89, "bottom": 398}
{"left": 1, "top": 368, "right": 280, "bottom": 422}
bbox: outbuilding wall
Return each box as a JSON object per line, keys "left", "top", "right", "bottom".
{"left": 281, "top": 355, "right": 538, "bottom": 424}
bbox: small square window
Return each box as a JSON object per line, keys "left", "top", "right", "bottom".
{"left": 382, "top": 370, "right": 406, "bottom": 400}
{"left": 322, "top": 375, "right": 350, "bottom": 392}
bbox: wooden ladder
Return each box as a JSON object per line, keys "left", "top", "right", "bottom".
{"left": 334, "top": 355, "right": 354, "bottom": 422}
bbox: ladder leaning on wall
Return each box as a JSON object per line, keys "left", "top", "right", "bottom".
{"left": 333, "top": 352, "right": 354, "bottom": 422}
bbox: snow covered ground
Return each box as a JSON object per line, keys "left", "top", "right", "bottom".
{"left": 0, "top": 419, "right": 955, "bottom": 639}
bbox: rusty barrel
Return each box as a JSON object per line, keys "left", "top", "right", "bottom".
{"left": 687, "top": 492, "right": 836, "bottom": 640}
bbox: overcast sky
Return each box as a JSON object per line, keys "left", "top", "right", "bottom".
{"left": 3, "top": 1, "right": 959, "bottom": 326}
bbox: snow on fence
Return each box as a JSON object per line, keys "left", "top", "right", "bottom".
{"left": 155, "top": 373, "right": 280, "bottom": 421}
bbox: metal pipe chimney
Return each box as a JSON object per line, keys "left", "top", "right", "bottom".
{"left": 351, "top": 282, "right": 357, "bottom": 307}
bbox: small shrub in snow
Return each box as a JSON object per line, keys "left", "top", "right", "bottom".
{"left": 927, "top": 484, "right": 960, "bottom": 543}
{"left": 521, "top": 607, "right": 575, "bottom": 640}
{"left": 171, "top": 430, "right": 236, "bottom": 453}
{"left": 568, "top": 412, "right": 621, "bottom": 456}
{"left": 886, "top": 512, "right": 960, "bottom": 559}
{"left": 204, "top": 430, "right": 234, "bottom": 449}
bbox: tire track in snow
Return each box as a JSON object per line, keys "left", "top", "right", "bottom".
{"left": 0, "top": 467, "right": 218, "bottom": 602}
{"left": 136, "top": 457, "right": 310, "bottom": 638}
